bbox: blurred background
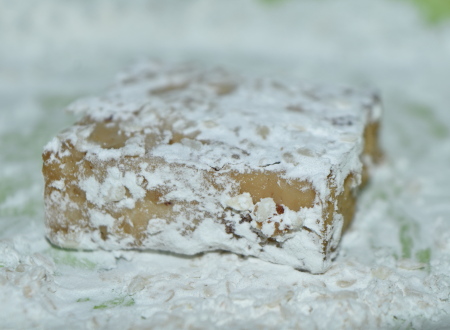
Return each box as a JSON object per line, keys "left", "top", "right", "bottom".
{"left": 1, "top": 0, "right": 449, "bottom": 228}
{"left": 1, "top": 0, "right": 450, "bottom": 328}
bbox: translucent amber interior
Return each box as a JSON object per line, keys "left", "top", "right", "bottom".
{"left": 43, "top": 119, "right": 381, "bottom": 248}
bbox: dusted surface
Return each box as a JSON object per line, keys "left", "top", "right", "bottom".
{"left": 1, "top": 0, "right": 450, "bottom": 328}
{"left": 43, "top": 62, "right": 381, "bottom": 273}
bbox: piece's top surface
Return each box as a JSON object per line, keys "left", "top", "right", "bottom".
{"left": 47, "top": 61, "right": 381, "bottom": 193}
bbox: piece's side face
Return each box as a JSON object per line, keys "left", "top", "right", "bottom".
{"left": 43, "top": 62, "right": 382, "bottom": 273}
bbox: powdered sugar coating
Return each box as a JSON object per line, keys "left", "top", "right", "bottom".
{"left": 63, "top": 61, "right": 381, "bottom": 193}
{"left": 44, "top": 61, "right": 381, "bottom": 273}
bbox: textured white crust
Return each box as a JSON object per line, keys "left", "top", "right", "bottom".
{"left": 43, "top": 61, "right": 381, "bottom": 273}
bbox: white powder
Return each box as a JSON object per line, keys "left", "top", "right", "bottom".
{"left": 1, "top": 0, "right": 450, "bottom": 329}
{"left": 146, "top": 218, "right": 167, "bottom": 235}
{"left": 89, "top": 209, "right": 115, "bottom": 229}
{"left": 43, "top": 59, "right": 378, "bottom": 273}
{"left": 226, "top": 193, "right": 254, "bottom": 212}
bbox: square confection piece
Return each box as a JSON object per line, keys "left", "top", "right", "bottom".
{"left": 43, "top": 61, "right": 382, "bottom": 273}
